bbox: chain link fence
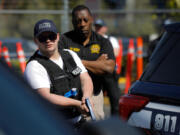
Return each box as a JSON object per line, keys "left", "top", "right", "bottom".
{"left": 0, "top": 9, "right": 180, "bottom": 38}
{"left": 0, "top": 8, "right": 180, "bottom": 76}
{"left": 0, "top": 9, "right": 180, "bottom": 60}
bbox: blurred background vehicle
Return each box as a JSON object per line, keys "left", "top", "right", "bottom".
{"left": 0, "top": 38, "right": 37, "bottom": 59}
{"left": 119, "top": 22, "right": 180, "bottom": 135}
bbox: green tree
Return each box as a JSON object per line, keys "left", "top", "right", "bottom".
{"left": 0, "top": 0, "right": 84, "bottom": 39}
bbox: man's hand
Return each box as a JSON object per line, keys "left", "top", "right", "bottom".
{"left": 97, "top": 54, "right": 108, "bottom": 61}
{"left": 85, "top": 98, "right": 96, "bottom": 121}
{"left": 80, "top": 97, "right": 89, "bottom": 113}
{"left": 78, "top": 97, "right": 94, "bottom": 115}
{"left": 82, "top": 54, "right": 115, "bottom": 74}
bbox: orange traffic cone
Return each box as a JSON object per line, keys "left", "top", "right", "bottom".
{"left": 136, "top": 37, "right": 143, "bottom": 80}
{"left": 116, "top": 39, "right": 123, "bottom": 74}
{"left": 0, "top": 41, "right": 2, "bottom": 58}
{"left": 16, "top": 42, "right": 26, "bottom": 73}
{"left": 2, "top": 46, "right": 12, "bottom": 67}
{"left": 124, "top": 39, "right": 135, "bottom": 94}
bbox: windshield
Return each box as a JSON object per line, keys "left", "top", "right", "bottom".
{"left": 141, "top": 31, "right": 180, "bottom": 85}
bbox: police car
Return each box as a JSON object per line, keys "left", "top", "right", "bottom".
{"left": 119, "top": 22, "right": 180, "bottom": 135}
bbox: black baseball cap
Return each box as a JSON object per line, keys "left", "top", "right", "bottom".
{"left": 34, "top": 19, "right": 58, "bottom": 37}
{"left": 94, "top": 19, "right": 106, "bottom": 26}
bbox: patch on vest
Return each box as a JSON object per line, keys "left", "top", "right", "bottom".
{"left": 72, "top": 66, "right": 82, "bottom": 75}
{"left": 70, "top": 47, "right": 80, "bottom": 52}
{"left": 90, "top": 44, "right": 100, "bottom": 54}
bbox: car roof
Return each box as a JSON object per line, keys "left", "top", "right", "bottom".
{"left": 0, "top": 38, "right": 28, "bottom": 43}
{"left": 130, "top": 22, "right": 180, "bottom": 103}
{"left": 164, "top": 22, "right": 180, "bottom": 33}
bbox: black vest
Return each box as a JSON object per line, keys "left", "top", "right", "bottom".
{"left": 28, "top": 50, "right": 82, "bottom": 118}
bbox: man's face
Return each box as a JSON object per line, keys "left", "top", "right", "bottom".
{"left": 72, "top": 9, "right": 93, "bottom": 37}
{"left": 35, "top": 31, "right": 59, "bottom": 55}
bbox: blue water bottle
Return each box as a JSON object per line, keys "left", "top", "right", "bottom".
{"left": 64, "top": 88, "right": 77, "bottom": 98}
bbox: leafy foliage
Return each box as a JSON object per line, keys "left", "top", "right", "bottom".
{"left": 0, "top": 0, "right": 84, "bottom": 39}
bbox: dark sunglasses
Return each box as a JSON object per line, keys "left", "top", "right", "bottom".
{"left": 38, "top": 33, "right": 57, "bottom": 43}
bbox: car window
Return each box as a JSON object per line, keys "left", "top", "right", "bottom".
{"left": 2, "top": 42, "right": 17, "bottom": 53}
{"left": 1, "top": 38, "right": 37, "bottom": 58}
{"left": 22, "top": 40, "right": 37, "bottom": 52}
{"left": 2, "top": 40, "right": 36, "bottom": 53}
{"left": 141, "top": 32, "right": 180, "bottom": 85}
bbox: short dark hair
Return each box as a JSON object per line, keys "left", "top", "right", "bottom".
{"left": 72, "top": 5, "right": 92, "bottom": 18}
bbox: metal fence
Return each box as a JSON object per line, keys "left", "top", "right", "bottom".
{"left": 0, "top": 9, "right": 180, "bottom": 37}
{"left": 0, "top": 9, "right": 180, "bottom": 59}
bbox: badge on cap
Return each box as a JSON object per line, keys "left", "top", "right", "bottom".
{"left": 39, "top": 23, "right": 51, "bottom": 29}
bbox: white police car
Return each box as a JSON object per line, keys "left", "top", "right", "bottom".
{"left": 119, "top": 22, "right": 180, "bottom": 135}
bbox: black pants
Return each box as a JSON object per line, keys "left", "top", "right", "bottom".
{"left": 102, "top": 72, "right": 121, "bottom": 115}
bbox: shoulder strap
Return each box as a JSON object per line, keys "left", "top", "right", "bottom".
{"left": 60, "top": 50, "right": 82, "bottom": 76}
{"left": 27, "top": 50, "right": 41, "bottom": 64}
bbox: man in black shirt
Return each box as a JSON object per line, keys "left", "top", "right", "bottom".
{"left": 59, "top": 5, "right": 115, "bottom": 119}
{"left": 94, "top": 19, "right": 121, "bottom": 115}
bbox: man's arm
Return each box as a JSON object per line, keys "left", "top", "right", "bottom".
{"left": 82, "top": 54, "right": 115, "bottom": 74}
{"left": 37, "top": 88, "right": 89, "bottom": 112}
{"left": 82, "top": 37, "right": 116, "bottom": 74}
{"left": 79, "top": 71, "right": 94, "bottom": 110}
{"left": 37, "top": 88, "right": 81, "bottom": 106}
{"left": 80, "top": 72, "right": 93, "bottom": 98}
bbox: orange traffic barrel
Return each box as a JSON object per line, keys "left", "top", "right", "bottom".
{"left": 136, "top": 37, "right": 143, "bottom": 80}
{"left": 2, "top": 46, "right": 12, "bottom": 67}
{"left": 124, "top": 39, "right": 135, "bottom": 94}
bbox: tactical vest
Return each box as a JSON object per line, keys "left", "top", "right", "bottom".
{"left": 28, "top": 50, "right": 82, "bottom": 118}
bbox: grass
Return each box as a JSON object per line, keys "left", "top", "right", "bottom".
{"left": 10, "top": 59, "right": 24, "bottom": 75}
